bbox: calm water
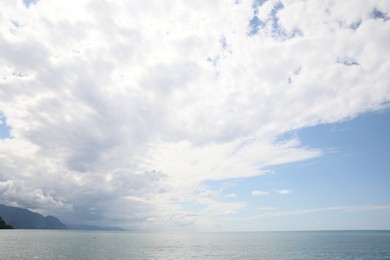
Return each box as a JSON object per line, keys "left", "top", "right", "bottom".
{"left": 1, "top": 230, "right": 389, "bottom": 259}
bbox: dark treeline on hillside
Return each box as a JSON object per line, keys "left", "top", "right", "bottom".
{"left": 0, "top": 216, "right": 13, "bottom": 229}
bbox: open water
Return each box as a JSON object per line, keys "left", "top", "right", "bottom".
{"left": 0, "top": 230, "right": 389, "bottom": 259}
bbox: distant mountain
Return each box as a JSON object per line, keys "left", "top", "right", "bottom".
{"left": 66, "top": 224, "right": 125, "bottom": 231}
{"left": 0, "top": 204, "right": 67, "bottom": 229}
{"left": 0, "top": 216, "right": 13, "bottom": 229}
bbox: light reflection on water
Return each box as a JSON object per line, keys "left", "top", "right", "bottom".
{"left": 1, "top": 230, "right": 390, "bottom": 259}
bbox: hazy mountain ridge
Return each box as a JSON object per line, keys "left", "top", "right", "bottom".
{"left": 0, "top": 204, "right": 125, "bottom": 231}
{"left": 66, "top": 224, "right": 125, "bottom": 231}
{"left": 0, "top": 204, "right": 66, "bottom": 229}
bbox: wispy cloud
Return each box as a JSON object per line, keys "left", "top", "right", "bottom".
{"left": 246, "top": 205, "right": 390, "bottom": 219}
{"left": 224, "top": 193, "right": 237, "bottom": 199}
{"left": 252, "top": 190, "right": 270, "bottom": 197}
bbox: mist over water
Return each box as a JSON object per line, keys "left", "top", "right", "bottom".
{"left": 1, "top": 230, "right": 390, "bottom": 259}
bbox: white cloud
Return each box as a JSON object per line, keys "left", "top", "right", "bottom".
{"left": 252, "top": 190, "right": 270, "bottom": 197}
{"left": 0, "top": 0, "right": 389, "bottom": 228}
{"left": 276, "top": 189, "right": 291, "bottom": 195}
{"left": 224, "top": 193, "right": 238, "bottom": 199}
{"left": 0, "top": 180, "right": 73, "bottom": 213}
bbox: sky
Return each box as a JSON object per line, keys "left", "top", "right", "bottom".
{"left": 0, "top": 0, "right": 389, "bottom": 231}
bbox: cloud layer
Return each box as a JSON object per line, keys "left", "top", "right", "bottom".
{"left": 0, "top": 0, "right": 389, "bottom": 229}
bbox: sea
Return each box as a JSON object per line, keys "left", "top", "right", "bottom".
{"left": 1, "top": 230, "right": 389, "bottom": 259}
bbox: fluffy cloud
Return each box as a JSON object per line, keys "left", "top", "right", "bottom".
{"left": 0, "top": 180, "right": 72, "bottom": 213}
{"left": 0, "top": 0, "right": 389, "bottom": 229}
{"left": 276, "top": 189, "right": 291, "bottom": 195}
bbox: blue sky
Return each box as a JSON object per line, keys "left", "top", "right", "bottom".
{"left": 0, "top": 0, "right": 389, "bottom": 231}
{"left": 0, "top": 114, "right": 11, "bottom": 139}
{"left": 202, "top": 109, "right": 390, "bottom": 230}
{"left": 22, "top": 0, "right": 38, "bottom": 8}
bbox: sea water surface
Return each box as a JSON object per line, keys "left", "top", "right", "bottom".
{"left": 1, "top": 230, "right": 390, "bottom": 259}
